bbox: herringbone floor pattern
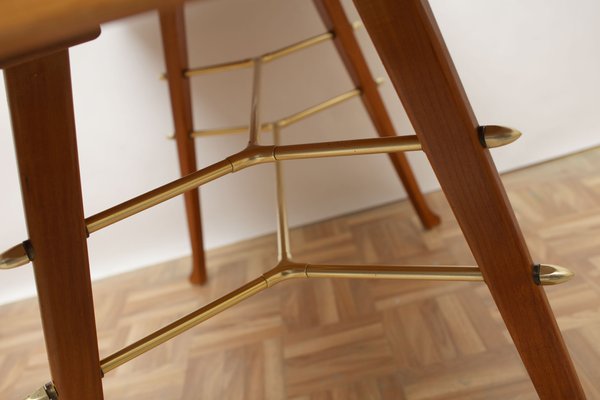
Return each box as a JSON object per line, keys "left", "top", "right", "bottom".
{"left": 2, "top": 147, "right": 600, "bottom": 399}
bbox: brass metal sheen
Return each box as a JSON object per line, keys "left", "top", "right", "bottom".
{"left": 189, "top": 89, "right": 359, "bottom": 138}
{"left": 273, "top": 125, "right": 292, "bottom": 261}
{"left": 184, "top": 32, "right": 332, "bottom": 77}
{"left": 276, "top": 88, "right": 361, "bottom": 129}
{"left": 64, "top": 136, "right": 442, "bottom": 231}
{"left": 482, "top": 125, "right": 521, "bottom": 148}
{"left": 305, "top": 264, "right": 483, "bottom": 281}
{"left": 184, "top": 58, "right": 254, "bottom": 78}
{"left": 1, "top": 127, "right": 523, "bottom": 271}
{"left": 97, "top": 117, "right": 565, "bottom": 374}
{"left": 99, "top": 261, "right": 570, "bottom": 374}
{"left": 180, "top": 21, "right": 364, "bottom": 79}
{"left": 273, "top": 136, "right": 421, "bottom": 160}
{"left": 94, "top": 121, "right": 570, "bottom": 376}
{"left": 0, "top": 243, "right": 30, "bottom": 270}
{"left": 188, "top": 79, "right": 384, "bottom": 139}
{"left": 248, "top": 57, "right": 263, "bottom": 145}
{"left": 87, "top": 160, "right": 234, "bottom": 233}
{"left": 537, "top": 264, "right": 574, "bottom": 285}
{"left": 100, "top": 276, "right": 269, "bottom": 374}
{"left": 189, "top": 123, "right": 274, "bottom": 138}
{"left": 95, "top": 97, "right": 529, "bottom": 375}
{"left": 6, "top": 21, "right": 572, "bottom": 392}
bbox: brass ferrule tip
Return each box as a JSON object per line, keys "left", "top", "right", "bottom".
{"left": 480, "top": 125, "right": 522, "bottom": 148}
{"left": 536, "top": 263, "right": 574, "bottom": 286}
{"left": 0, "top": 242, "right": 30, "bottom": 270}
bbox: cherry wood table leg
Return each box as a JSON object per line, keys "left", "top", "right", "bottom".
{"left": 313, "top": 0, "right": 440, "bottom": 229}
{"left": 159, "top": 5, "right": 207, "bottom": 285}
{"left": 352, "top": 0, "right": 586, "bottom": 398}
{"left": 5, "top": 50, "right": 104, "bottom": 399}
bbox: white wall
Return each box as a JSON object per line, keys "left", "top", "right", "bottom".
{"left": 1, "top": 0, "right": 599, "bottom": 305}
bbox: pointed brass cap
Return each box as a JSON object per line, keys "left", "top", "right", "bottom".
{"left": 0, "top": 242, "right": 30, "bottom": 270}
{"left": 538, "top": 264, "right": 574, "bottom": 286}
{"left": 480, "top": 125, "right": 522, "bottom": 148}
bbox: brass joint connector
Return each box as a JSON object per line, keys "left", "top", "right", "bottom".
{"left": 262, "top": 261, "right": 308, "bottom": 287}
{"left": 226, "top": 145, "right": 275, "bottom": 172}
{"left": 2, "top": 125, "right": 522, "bottom": 272}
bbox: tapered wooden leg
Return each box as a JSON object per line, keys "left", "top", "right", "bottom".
{"left": 313, "top": 0, "right": 440, "bottom": 229}
{"left": 353, "top": 0, "right": 586, "bottom": 398}
{"left": 159, "top": 6, "right": 207, "bottom": 285}
{"left": 5, "top": 50, "right": 104, "bottom": 399}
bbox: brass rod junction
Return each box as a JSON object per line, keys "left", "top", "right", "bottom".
{"left": 173, "top": 21, "right": 363, "bottom": 79}
{"left": 1, "top": 126, "right": 520, "bottom": 271}
{"left": 169, "top": 78, "right": 384, "bottom": 140}
{"left": 190, "top": 85, "right": 368, "bottom": 139}
{"left": 165, "top": 24, "right": 371, "bottom": 140}
{"left": 99, "top": 261, "right": 572, "bottom": 374}
{"left": 186, "top": 32, "right": 331, "bottom": 77}
{"left": 100, "top": 119, "right": 569, "bottom": 375}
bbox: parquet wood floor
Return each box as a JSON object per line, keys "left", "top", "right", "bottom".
{"left": 2, "top": 147, "right": 600, "bottom": 399}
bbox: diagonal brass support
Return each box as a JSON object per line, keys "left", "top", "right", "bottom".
{"left": 99, "top": 260, "right": 572, "bottom": 374}
{"left": 248, "top": 57, "right": 263, "bottom": 146}
{"left": 98, "top": 115, "right": 568, "bottom": 375}
{"left": 1, "top": 126, "right": 520, "bottom": 271}
{"left": 171, "top": 21, "right": 363, "bottom": 79}
{"left": 185, "top": 78, "right": 384, "bottom": 139}
{"left": 184, "top": 32, "right": 331, "bottom": 78}
{"left": 13, "top": 121, "right": 571, "bottom": 389}
{"left": 15, "top": 121, "right": 572, "bottom": 378}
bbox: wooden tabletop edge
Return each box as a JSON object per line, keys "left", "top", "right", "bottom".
{"left": 0, "top": 0, "right": 191, "bottom": 66}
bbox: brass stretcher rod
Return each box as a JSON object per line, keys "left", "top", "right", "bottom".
{"left": 101, "top": 116, "right": 570, "bottom": 377}
{"left": 186, "top": 82, "right": 382, "bottom": 139}
{"left": 248, "top": 57, "right": 263, "bottom": 146}
{"left": 0, "top": 126, "right": 520, "bottom": 271}
{"left": 99, "top": 260, "right": 572, "bottom": 374}
{"left": 273, "top": 125, "right": 292, "bottom": 261}
{"left": 170, "top": 20, "right": 364, "bottom": 79}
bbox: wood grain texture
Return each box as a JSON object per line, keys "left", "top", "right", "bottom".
{"left": 4, "top": 50, "right": 104, "bottom": 399}
{"left": 351, "top": 0, "right": 585, "bottom": 398}
{"left": 2, "top": 146, "right": 599, "bottom": 399}
{"left": 0, "top": 28, "right": 101, "bottom": 69}
{"left": 0, "top": 0, "right": 188, "bottom": 66}
{"left": 313, "top": 0, "right": 440, "bottom": 230}
{"left": 159, "top": 6, "right": 207, "bottom": 285}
